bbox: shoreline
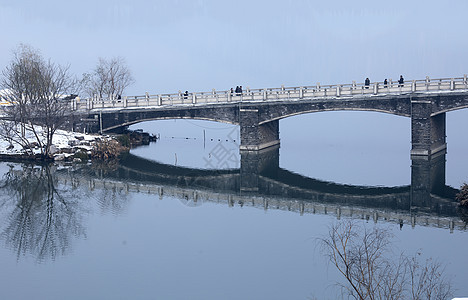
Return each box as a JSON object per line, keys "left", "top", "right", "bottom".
{"left": 0, "top": 129, "right": 155, "bottom": 163}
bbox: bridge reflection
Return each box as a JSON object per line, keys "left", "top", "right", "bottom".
{"left": 0, "top": 150, "right": 465, "bottom": 262}
{"left": 61, "top": 147, "right": 464, "bottom": 232}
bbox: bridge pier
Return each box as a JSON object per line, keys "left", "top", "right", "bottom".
{"left": 239, "top": 108, "right": 280, "bottom": 151}
{"left": 240, "top": 145, "right": 279, "bottom": 192}
{"left": 411, "top": 99, "right": 446, "bottom": 157}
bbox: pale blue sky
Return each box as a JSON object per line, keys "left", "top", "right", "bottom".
{"left": 1, "top": 0, "right": 467, "bottom": 95}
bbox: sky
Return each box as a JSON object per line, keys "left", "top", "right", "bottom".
{"left": 1, "top": 0, "right": 468, "bottom": 96}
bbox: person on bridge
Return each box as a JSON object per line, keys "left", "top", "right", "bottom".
{"left": 364, "top": 78, "right": 370, "bottom": 89}
{"left": 384, "top": 79, "right": 388, "bottom": 88}
{"left": 235, "top": 86, "right": 243, "bottom": 96}
{"left": 398, "top": 75, "right": 404, "bottom": 87}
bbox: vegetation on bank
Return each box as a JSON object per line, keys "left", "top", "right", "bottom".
{"left": 90, "top": 138, "right": 129, "bottom": 161}
{"left": 456, "top": 183, "right": 468, "bottom": 207}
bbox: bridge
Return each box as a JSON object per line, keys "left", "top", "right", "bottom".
{"left": 70, "top": 75, "right": 468, "bottom": 158}
{"left": 55, "top": 149, "right": 465, "bottom": 232}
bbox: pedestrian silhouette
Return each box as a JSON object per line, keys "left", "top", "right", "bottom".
{"left": 384, "top": 79, "right": 388, "bottom": 88}
{"left": 398, "top": 75, "right": 404, "bottom": 87}
{"left": 364, "top": 78, "right": 370, "bottom": 89}
{"left": 235, "top": 86, "right": 243, "bottom": 96}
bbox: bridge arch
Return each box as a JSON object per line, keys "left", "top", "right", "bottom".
{"left": 259, "top": 107, "right": 410, "bottom": 125}
{"left": 105, "top": 116, "right": 238, "bottom": 132}
{"left": 95, "top": 105, "right": 240, "bottom": 132}
{"left": 432, "top": 104, "right": 468, "bottom": 116}
{"left": 276, "top": 111, "right": 411, "bottom": 185}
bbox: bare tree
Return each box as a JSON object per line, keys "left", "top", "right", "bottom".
{"left": 0, "top": 44, "right": 78, "bottom": 158}
{"left": 84, "top": 57, "right": 134, "bottom": 99}
{"left": 319, "top": 221, "right": 453, "bottom": 300}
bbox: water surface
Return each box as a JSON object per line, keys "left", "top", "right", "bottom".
{"left": 0, "top": 110, "right": 467, "bottom": 299}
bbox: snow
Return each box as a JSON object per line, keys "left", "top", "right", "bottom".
{"left": 0, "top": 123, "right": 109, "bottom": 159}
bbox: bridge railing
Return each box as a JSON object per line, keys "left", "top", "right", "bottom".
{"left": 70, "top": 75, "right": 468, "bottom": 111}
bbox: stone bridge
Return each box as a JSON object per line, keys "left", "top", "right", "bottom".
{"left": 70, "top": 75, "right": 468, "bottom": 158}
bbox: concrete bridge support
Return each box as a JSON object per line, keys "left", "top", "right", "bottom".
{"left": 240, "top": 145, "right": 280, "bottom": 192}
{"left": 239, "top": 108, "right": 280, "bottom": 151}
{"left": 411, "top": 99, "right": 446, "bottom": 157}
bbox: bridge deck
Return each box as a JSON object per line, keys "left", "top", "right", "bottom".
{"left": 70, "top": 75, "right": 468, "bottom": 111}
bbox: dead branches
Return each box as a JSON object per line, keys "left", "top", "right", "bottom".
{"left": 319, "top": 221, "right": 452, "bottom": 300}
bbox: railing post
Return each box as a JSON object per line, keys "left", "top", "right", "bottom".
{"left": 373, "top": 83, "right": 378, "bottom": 94}
{"left": 299, "top": 87, "right": 303, "bottom": 99}
{"left": 336, "top": 85, "right": 341, "bottom": 97}
{"left": 450, "top": 78, "right": 455, "bottom": 90}
{"left": 124, "top": 96, "right": 127, "bottom": 108}
{"left": 158, "top": 95, "right": 162, "bottom": 106}
{"left": 192, "top": 93, "right": 196, "bottom": 104}
{"left": 412, "top": 80, "right": 416, "bottom": 92}
{"left": 146, "top": 92, "right": 149, "bottom": 106}
{"left": 263, "top": 89, "right": 267, "bottom": 100}
{"left": 99, "top": 111, "right": 102, "bottom": 134}
{"left": 464, "top": 74, "right": 467, "bottom": 87}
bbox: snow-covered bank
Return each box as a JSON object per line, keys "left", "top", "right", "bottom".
{"left": 0, "top": 127, "right": 114, "bottom": 161}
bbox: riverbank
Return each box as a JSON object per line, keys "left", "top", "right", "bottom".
{"left": 0, "top": 129, "right": 113, "bottom": 162}
{"left": 0, "top": 126, "right": 159, "bottom": 162}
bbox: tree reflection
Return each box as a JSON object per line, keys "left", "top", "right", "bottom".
{"left": 0, "top": 163, "right": 86, "bottom": 262}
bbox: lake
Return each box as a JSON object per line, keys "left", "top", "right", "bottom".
{"left": 0, "top": 110, "right": 467, "bottom": 299}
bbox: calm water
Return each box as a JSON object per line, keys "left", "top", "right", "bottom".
{"left": 0, "top": 110, "right": 467, "bottom": 299}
